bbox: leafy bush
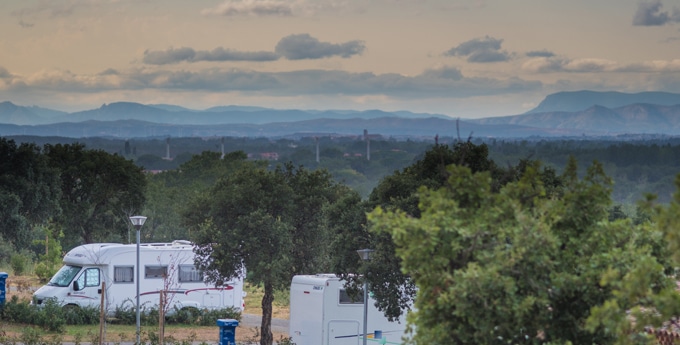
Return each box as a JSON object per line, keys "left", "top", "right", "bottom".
{"left": 19, "top": 327, "right": 42, "bottom": 345}
{"left": 1, "top": 295, "right": 241, "bottom": 331}
{"left": 9, "top": 253, "right": 30, "bottom": 276}
{"left": 195, "top": 306, "right": 241, "bottom": 326}
{"left": 28, "top": 298, "right": 65, "bottom": 332}
{"left": 1, "top": 296, "right": 33, "bottom": 324}
{"left": 166, "top": 306, "right": 200, "bottom": 324}
{"left": 63, "top": 304, "right": 100, "bottom": 325}
{"left": 32, "top": 229, "right": 64, "bottom": 283}
{"left": 111, "top": 299, "right": 138, "bottom": 325}
{"left": 33, "top": 262, "right": 57, "bottom": 283}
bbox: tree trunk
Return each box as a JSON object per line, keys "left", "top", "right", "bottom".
{"left": 260, "top": 281, "right": 274, "bottom": 345}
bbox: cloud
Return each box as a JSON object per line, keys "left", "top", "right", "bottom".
{"left": 18, "top": 20, "right": 34, "bottom": 28}
{"left": 522, "top": 56, "right": 680, "bottom": 73}
{"left": 142, "top": 34, "right": 363, "bottom": 65}
{"left": 143, "top": 47, "right": 280, "bottom": 65}
{"left": 0, "top": 66, "right": 12, "bottom": 79}
{"left": 274, "top": 34, "right": 365, "bottom": 60}
{"left": 143, "top": 48, "right": 197, "bottom": 65}
{"left": 444, "top": 36, "right": 512, "bottom": 63}
{"left": 420, "top": 66, "right": 464, "bottom": 80}
{"left": 98, "top": 68, "right": 120, "bottom": 76}
{"left": 633, "top": 0, "right": 680, "bottom": 26}
{"left": 12, "top": 2, "right": 77, "bottom": 18}
{"left": 522, "top": 57, "right": 617, "bottom": 73}
{"left": 201, "top": 0, "right": 295, "bottom": 17}
{"left": 521, "top": 57, "right": 570, "bottom": 73}
{"left": 526, "top": 50, "right": 555, "bottom": 58}
{"left": 0, "top": 65, "right": 542, "bottom": 100}
{"left": 614, "top": 59, "right": 680, "bottom": 72}
{"left": 195, "top": 48, "right": 280, "bottom": 62}
{"left": 11, "top": 0, "right": 130, "bottom": 19}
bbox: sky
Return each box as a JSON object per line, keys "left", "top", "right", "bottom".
{"left": 1, "top": 0, "right": 679, "bottom": 118}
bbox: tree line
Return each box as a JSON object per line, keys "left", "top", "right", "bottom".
{"left": 5, "top": 135, "right": 680, "bottom": 344}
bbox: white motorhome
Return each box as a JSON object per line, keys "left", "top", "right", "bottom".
{"left": 33, "top": 240, "right": 245, "bottom": 314}
{"left": 289, "top": 274, "right": 408, "bottom": 345}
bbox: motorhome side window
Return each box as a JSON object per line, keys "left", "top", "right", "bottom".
{"left": 338, "top": 288, "right": 364, "bottom": 304}
{"left": 114, "top": 266, "right": 134, "bottom": 283}
{"left": 75, "top": 268, "right": 100, "bottom": 288}
{"left": 178, "top": 265, "right": 203, "bottom": 282}
{"left": 145, "top": 265, "right": 168, "bottom": 279}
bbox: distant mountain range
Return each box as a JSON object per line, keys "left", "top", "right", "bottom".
{"left": 525, "top": 90, "right": 680, "bottom": 114}
{"left": 0, "top": 101, "right": 450, "bottom": 126}
{"left": 1, "top": 90, "right": 680, "bottom": 138}
{"left": 472, "top": 103, "right": 680, "bottom": 134}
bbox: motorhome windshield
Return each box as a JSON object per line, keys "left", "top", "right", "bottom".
{"left": 48, "top": 265, "right": 82, "bottom": 287}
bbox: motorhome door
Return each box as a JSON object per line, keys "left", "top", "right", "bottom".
{"left": 70, "top": 267, "right": 101, "bottom": 307}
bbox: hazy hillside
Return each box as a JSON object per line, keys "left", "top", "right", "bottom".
{"left": 0, "top": 117, "right": 580, "bottom": 139}
{"left": 4, "top": 90, "right": 680, "bottom": 138}
{"left": 0, "top": 101, "right": 450, "bottom": 126}
{"left": 473, "top": 103, "right": 680, "bottom": 135}
{"left": 527, "top": 90, "right": 680, "bottom": 114}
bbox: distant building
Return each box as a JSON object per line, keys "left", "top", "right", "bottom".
{"left": 259, "top": 152, "right": 279, "bottom": 160}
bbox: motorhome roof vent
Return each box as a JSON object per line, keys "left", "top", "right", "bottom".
{"left": 172, "top": 240, "right": 191, "bottom": 246}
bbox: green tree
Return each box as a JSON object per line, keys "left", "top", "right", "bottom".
{"left": 33, "top": 225, "right": 65, "bottom": 282}
{"left": 586, "top": 181, "right": 680, "bottom": 345}
{"left": 44, "top": 143, "right": 146, "bottom": 248}
{"left": 0, "top": 138, "right": 61, "bottom": 249}
{"left": 334, "top": 142, "right": 558, "bottom": 321}
{"left": 369, "top": 159, "right": 666, "bottom": 344}
{"left": 142, "top": 151, "right": 251, "bottom": 242}
{"left": 185, "top": 163, "right": 354, "bottom": 345}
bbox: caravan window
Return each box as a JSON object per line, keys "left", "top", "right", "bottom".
{"left": 114, "top": 266, "right": 134, "bottom": 283}
{"left": 145, "top": 265, "right": 168, "bottom": 279}
{"left": 178, "top": 265, "right": 203, "bottom": 282}
{"left": 75, "top": 268, "right": 100, "bottom": 289}
{"left": 48, "top": 265, "right": 81, "bottom": 287}
{"left": 338, "top": 288, "right": 364, "bottom": 304}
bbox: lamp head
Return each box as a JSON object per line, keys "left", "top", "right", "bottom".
{"left": 356, "top": 248, "right": 375, "bottom": 261}
{"left": 129, "top": 215, "right": 147, "bottom": 229}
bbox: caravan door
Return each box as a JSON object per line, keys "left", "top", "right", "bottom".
{"left": 327, "top": 320, "right": 361, "bottom": 345}
{"left": 69, "top": 267, "right": 101, "bottom": 307}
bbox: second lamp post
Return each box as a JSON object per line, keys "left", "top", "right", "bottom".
{"left": 356, "top": 248, "right": 375, "bottom": 345}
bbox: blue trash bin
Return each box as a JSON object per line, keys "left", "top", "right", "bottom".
{"left": 217, "top": 318, "right": 239, "bottom": 345}
{"left": 0, "top": 272, "right": 8, "bottom": 307}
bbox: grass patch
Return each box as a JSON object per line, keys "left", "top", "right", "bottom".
{"left": 243, "top": 283, "right": 290, "bottom": 319}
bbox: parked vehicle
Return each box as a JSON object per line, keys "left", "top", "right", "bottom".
{"left": 33, "top": 240, "right": 245, "bottom": 313}
{"left": 289, "top": 274, "right": 407, "bottom": 345}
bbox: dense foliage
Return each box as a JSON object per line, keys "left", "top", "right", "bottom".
{"left": 370, "top": 159, "right": 673, "bottom": 344}
{"left": 5, "top": 134, "right": 680, "bottom": 345}
{"left": 184, "top": 162, "right": 358, "bottom": 345}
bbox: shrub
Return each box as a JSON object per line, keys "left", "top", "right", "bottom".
{"left": 9, "top": 254, "right": 30, "bottom": 276}
{"left": 32, "top": 298, "right": 65, "bottom": 332}
{"left": 196, "top": 307, "right": 241, "bottom": 326}
{"left": 19, "top": 327, "right": 41, "bottom": 345}
{"left": 1, "top": 296, "right": 33, "bottom": 324}
{"left": 33, "top": 262, "right": 57, "bottom": 284}
{"left": 63, "top": 305, "right": 100, "bottom": 325}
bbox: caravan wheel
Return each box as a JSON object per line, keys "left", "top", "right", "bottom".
{"left": 62, "top": 304, "right": 80, "bottom": 313}
{"left": 175, "top": 307, "right": 200, "bottom": 323}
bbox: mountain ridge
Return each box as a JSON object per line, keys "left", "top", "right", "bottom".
{"left": 0, "top": 101, "right": 451, "bottom": 126}
{"left": 4, "top": 90, "right": 680, "bottom": 138}
{"left": 526, "top": 90, "right": 680, "bottom": 114}
{"left": 473, "top": 103, "right": 680, "bottom": 134}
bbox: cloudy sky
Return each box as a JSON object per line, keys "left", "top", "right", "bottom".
{"left": 1, "top": 0, "right": 679, "bottom": 118}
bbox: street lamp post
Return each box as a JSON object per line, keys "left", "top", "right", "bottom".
{"left": 356, "top": 249, "right": 374, "bottom": 345}
{"left": 130, "top": 215, "right": 147, "bottom": 345}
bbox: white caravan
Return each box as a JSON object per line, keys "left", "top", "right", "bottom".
{"left": 289, "top": 274, "right": 408, "bottom": 345}
{"left": 33, "top": 240, "right": 245, "bottom": 314}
